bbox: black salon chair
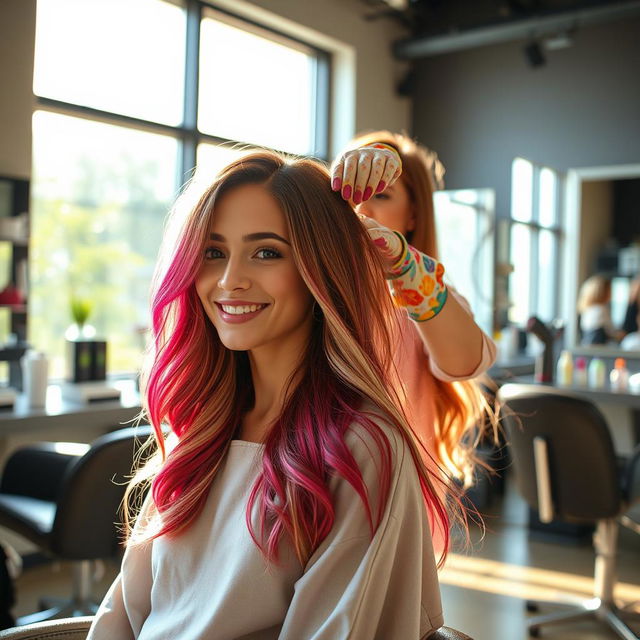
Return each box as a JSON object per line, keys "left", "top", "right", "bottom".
{"left": 0, "top": 425, "right": 154, "bottom": 626}
{"left": 0, "top": 618, "right": 474, "bottom": 639}
{"left": 497, "top": 383, "right": 640, "bottom": 639}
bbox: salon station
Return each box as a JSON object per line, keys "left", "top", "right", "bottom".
{"left": 0, "top": 1, "right": 640, "bottom": 639}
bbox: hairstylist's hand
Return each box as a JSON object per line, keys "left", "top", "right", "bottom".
{"left": 357, "top": 214, "right": 405, "bottom": 269}
{"left": 331, "top": 144, "right": 402, "bottom": 205}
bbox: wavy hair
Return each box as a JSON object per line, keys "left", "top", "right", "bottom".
{"left": 349, "top": 130, "right": 498, "bottom": 486}
{"left": 129, "top": 151, "right": 452, "bottom": 566}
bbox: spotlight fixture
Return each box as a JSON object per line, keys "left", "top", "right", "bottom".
{"left": 524, "top": 41, "right": 545, "bottom": 67}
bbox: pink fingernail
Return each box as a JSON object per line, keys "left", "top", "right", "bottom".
{"left": 363, "top": 186, "right": 373, "bottom": 201}
{"left": 332, "top": 177, "right": 342, "bottom": 191}
{"left": 342, "top": 184, "right": 352, "bottom": 200}
{"left": 353, "top": 189, "right": 362, "bottom": 204}
{"left": 376, "top": 181, "right": 386, "bottom": 193}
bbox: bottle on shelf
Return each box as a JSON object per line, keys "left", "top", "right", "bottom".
{"left": 588, "top": 357, "right": 606, "bottom": 389}
{"left": 574, "top": 357, "right": 588, "bottom": 387}
{"left": 610, "top": 357, "right": 629, "bottom": 392}
{"left": 556, "top": 350, "right": 573, "bottom": 386}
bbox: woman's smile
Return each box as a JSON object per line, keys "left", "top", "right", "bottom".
{"left": 215, "top": 301, "right": 270, "bottom": 323}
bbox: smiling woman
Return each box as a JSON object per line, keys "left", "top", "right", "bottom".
{"left": 195, "top": 183, "right": 313, "bottom": 362}
{"left": 87, "top": 151, "right": 454, "bottom": 640}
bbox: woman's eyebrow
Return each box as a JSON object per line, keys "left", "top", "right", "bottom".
{"left": 209, "top": 232, "right": 290, "bottom": 245}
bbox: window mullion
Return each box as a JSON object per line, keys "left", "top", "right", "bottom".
{"left": 312, "top": 51, "right": 331, "bottom": 160}
{"left": 180, "top": 0, "right": 201, "bottom": 184}
{"left": 531, "top": 168, "right": 540, "bottom": 318}
{"left": 552, "top": 173, "right": 565, "bottom": 319}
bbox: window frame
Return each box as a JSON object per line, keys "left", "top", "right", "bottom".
{"left": 34, "top": 0, "right": 332, "bottom": 185}
{"left": 30, "top": 0, "right": 332, "bottom": 377}
{"left": 507, "top": 157, "right": 565, "bottom": 327}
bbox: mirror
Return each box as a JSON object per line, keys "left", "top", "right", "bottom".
{"left": 564, "top": 165, "right": 640, "bottom": 355}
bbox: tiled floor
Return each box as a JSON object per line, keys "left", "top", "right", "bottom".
{"left": 5, "top": 474, "right": 640, "bottom": 639}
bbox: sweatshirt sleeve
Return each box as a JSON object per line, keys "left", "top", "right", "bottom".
{"left": 427, "top": 287, "right": 496, "bottom": 382}
{"left": 86, "top": 499, "right": 154, "bottom": 640}
{"left": 278, "top": 421, "right": 444, "bottom": 640}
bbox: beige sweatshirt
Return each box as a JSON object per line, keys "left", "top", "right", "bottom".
{"left": 87, "top": 418, "right": 444, "bottom": 640}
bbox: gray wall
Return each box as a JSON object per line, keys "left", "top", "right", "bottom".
{"left": 411, "top": 17, "right": 640, "bottom": 218}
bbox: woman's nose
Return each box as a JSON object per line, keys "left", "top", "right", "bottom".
{"left": 217, "top": 259, "right": 250, "bottom": 291}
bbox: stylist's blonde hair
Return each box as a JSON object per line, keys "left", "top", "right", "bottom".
{"left": 577, "top": 274, "right": 611, "bottom": 313}
{"left": 350, "top": 130, "right": 497, "bottom": 486}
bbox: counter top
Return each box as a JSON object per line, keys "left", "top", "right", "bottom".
{"left": 512, "top": 375, "right": 640, "bottom": 408}
{"left": 0, "top": 379, "right": 142, "bottom": 435}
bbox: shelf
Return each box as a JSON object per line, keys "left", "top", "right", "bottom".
{"left": 0, "top": 304, "right": 26, "bottom": 312}
{"left": 0, "top": 345, "right": 27, "bottom": 360}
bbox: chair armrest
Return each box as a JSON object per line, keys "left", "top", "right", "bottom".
{"left": 0, "top": 616, "right": 93, "bottom": 639}
{"left": 0, "top": 443, "right": 89, "bottom": 501}
{"left": 426, "top": 626, "right": 474, "bottom": 640}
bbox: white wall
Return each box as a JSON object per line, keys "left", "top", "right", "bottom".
{"left": 0, "top": 0, "right": 410, "bottom": 178}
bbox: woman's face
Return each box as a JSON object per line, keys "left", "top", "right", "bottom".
{"left": 195, "top": 183, "right": 314, "bottom": 356}
{"left": 355, "top": 178, "right": 415, "bottom": 236}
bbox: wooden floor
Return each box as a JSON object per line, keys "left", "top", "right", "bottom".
{"left": 6, "top": 474, "right": 640, "bottom": 640}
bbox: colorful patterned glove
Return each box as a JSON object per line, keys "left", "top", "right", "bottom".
{"left": 387, "top": 233, "right": 448, "bottom": 322}
{"left": 357, "top": 215, "right": 448, "bottom": 322}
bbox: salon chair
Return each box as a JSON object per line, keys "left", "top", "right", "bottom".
{"left": 498, "top": 383, "right": 640, "bottom": 639}
{"left": 0, "top": 425, "right": 154, "bottom": 626}
{"left": 0, "top": 618, "right": 474, "bottom": 639}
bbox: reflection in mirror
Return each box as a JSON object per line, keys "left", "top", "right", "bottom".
{"left": 433, "top": 188, "right": 495, "bottom": 335}
{"left": 574, "top": 174, "right": 640, "bottom": 354}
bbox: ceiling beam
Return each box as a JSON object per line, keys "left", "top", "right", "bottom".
{"left": 393, "top": 0, "right": 640, "bottom": 59}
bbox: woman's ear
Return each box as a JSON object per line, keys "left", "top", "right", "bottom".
{"left": 406, "top": 208, "right": 416, "bottom": 233}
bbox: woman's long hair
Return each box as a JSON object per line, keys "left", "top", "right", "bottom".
{"left": 577, "top": 274, "right": 611, "bottom": 312}
{"left": 128, "top": 151, "right": 452, "bottom": 566}
{"left": 349, "top": 130, "right": 497, "bottom": 486}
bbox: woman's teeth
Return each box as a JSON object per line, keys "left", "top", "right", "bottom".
{"left": 221, "top": 304, "right": 265, "bottom": 315}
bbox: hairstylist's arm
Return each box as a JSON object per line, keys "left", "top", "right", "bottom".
{"left": 360, "top": 217, "right": 485, "bottom": 378}
{"left": 331, "top": 145, "right": 486, "bottom": 377}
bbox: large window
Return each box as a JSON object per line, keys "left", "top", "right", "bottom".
{"left": 31, "top": 0, "right": 330, "bottom": 378}
{"left": 507, "top": 158, "right": 563, "bottom": 327}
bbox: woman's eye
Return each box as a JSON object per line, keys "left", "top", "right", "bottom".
{"left": 204, "top": 247, "right": 224, "bottom": 260}
{"left": 255, "top": 248, "right": 282, "bottom": 260}
{"left": 374, "top": 193, "right": 390, "bottom": 201}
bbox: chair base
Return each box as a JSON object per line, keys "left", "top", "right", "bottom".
{"left": 527, "top": 597, "right": 640, "bottom": 639}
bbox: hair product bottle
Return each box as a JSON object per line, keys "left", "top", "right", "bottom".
{"left": 556, "top": 350, "right": 573, "bottom": 386}
{"left": 610, "top": 357, "right": 629, "bottom": 392}
{"left": 588, "top": 357, "right": 606, "bottom": 389}
{"left": 574, "top": 356, "right": 588, "bottom": 387}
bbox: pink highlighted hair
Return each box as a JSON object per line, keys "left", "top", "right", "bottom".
{"left": 131, "top": 151, "right": 451, "bottom": 566}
